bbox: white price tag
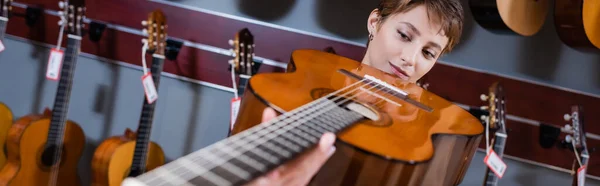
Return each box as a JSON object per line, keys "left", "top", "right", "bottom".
{"left": 577, "top": 166, "right": 586, "bottom": 186}
{"left": 484, "top": 150, "right": 507, "bottom": 178}
{"left": 0, "top": 40, "right": 5, "bottom": 53}
{"left": 46, "top": 49, "right": 64, "bottom": 81}
{"left": 142, "top": 73, "right": 158, "bottom": 104}
{"left": 230, "top": 97, "right": 241, "bottom": 130}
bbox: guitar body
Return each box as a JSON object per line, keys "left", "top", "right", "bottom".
{"left": 469, "top": 0, "right": 548, "bottom": 36}
{"left": 91, "top": 129, "right": 165, "bottom": 186}
{"left": 0, "top": 116, "right": 84, "bottom": 186}
{"left": 0, "top": 103, "right": 14, "bottom": 168}
{"left": 555, "top": 0, "right": 600, "bottom": 50}
{"left": 231, "top": 49, "right": 484, "bottom": 185}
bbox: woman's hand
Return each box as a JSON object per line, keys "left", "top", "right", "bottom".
{"left": 244, "top": 108, "right": 336, "bottom": 186}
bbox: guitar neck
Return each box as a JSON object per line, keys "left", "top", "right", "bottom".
{"left": 237, "top": 75, "right": 250, "bottom": 96}
{"left": 47, "top": 34, "right": 81, "bottom": 147}
{"left": 0, "top": 18, "right": 7, "bottom": 41}
{"left": 483, "top": 131, "right": 507, "bottom": 186}
{"left": 128, "top": 99, "right": 364, "bottom": 185}
{"left": 129, "top": 54, "right": 165, "bottom": 176}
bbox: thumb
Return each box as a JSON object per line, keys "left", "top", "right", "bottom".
{"left": 261, "top": 107, "right": 277, "bottom": 123}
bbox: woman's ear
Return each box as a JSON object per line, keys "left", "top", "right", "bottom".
{"left": 367, "top": 9, "right": 381, "bottom": 35}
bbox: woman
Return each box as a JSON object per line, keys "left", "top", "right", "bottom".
{"left": 247, "top": 0, "right": 464, "bottom": 185}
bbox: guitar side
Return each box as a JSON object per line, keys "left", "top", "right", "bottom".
{"left": 554, "top": 0, "right": 598, "bottom": 50}
{"left": 0, "top": 103, "right": 14, "bottom": 168}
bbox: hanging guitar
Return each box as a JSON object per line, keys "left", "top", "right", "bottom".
{"left": 122, "top": 49, "right": 484, "bottom": 186}
{"left": 227, "top": 28, "right": 258, "bottom": 136}
{"left": 479, "top": 82, "right": 507, "bottom": 186}
{"left": 562, "top": 105, "right": 589, "bottom": 186}
{"left": 0, "top": 0, "right": 86, "bottom": 185}
{"left": 554, "top": 0, "right": 600, "bottom": 50}
{"left": 91, "top": 9, "right": 167, "bottom": 186}
{"left": 469, "top": 0, "right": 549, "bottom": 36}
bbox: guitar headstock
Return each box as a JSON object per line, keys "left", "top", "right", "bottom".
{"left": 0, "top": 0, "right": 13, "bottom": 18}
{"left": 142, "top": 10, "right": 167, "bottom": 55}
{"left": 480, "top": 82, "right": 506, "bottom": 132}
{"left": 564, "top": 105, "right": 587, "bottom": 152}
{"left": 228, "top": 28, "right": 256, "bottom": 76}
{"left": 59, "top": 0, "right": 86, "bottom": 36}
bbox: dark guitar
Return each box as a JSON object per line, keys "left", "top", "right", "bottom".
{"left": 469, "top": 0, "right": 548, "bottom": 36}
{"left": 0, "top": 0, "right": 86, "bottom": 185}
{"left": 562, "top": 105, "right": 589, "bottom": 186}
{"left": 91, "top": 10, "right": 166, "bottom": 186}
{"left": 122, "top": 49, "right": 484, "bottom": 186}
{"left": 554, "top": 0, "right": 600, "bottom": 50}
{"left": 480, "top": 82, "right": 507, "bottom": 186}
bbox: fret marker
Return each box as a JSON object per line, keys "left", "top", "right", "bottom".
{"left": 142, "top": 73, "right": 158, "bottom": 104}
{"left": 484, "top": 150, "right": 507, "bottom": 178}
{"left": 0, "top": 40, "right": 5, "bottom": 53}
{"left": 46, "top": 49, "right": 64, "bottom": 81}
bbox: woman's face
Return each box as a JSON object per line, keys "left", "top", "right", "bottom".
{"left": 362, "top": 5, "right": 449, "bottom": 83}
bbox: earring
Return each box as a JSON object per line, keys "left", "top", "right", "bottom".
{"left": 369, "top": 33, "right": 373, "bottom": 41}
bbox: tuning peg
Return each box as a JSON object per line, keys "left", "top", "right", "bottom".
{"left": 480, "top": 94, "right": 488, "bottom": 101}
{"left": 58, "top": 20, "right": 64, "bottom": 26}
{"left": 228, "top": 39, "right": 234, "bottom": 46}
{"left": 564, "top": 113, "right": 571, "bottom": 121}
{"left": 142, "top": 29, "right": 148, "bottom": 35}
{"left": 58, "top": 11, "right": 63, "bottom": 16}
{"left": 563, "top": 124, "right": 573, "bottom": 132}
{"left": 565, "top": 135, "right": 573, "bottom": 143}
{"left": 141, "top": 20, "right": 148, "bottom": 26}
{"left": 480, "top": 106, "right": 489, "bottom": 110}
{"left": 228, "top": 59, "right": 234, "bottom": 65}
{"left": 480, "top": 115, "right": 489, "bottom": 121}
{"left": 58, "top": 1, "right": 65, "bottom": 8}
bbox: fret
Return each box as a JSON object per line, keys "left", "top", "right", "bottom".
{"left": 129, "top": 54, "right": 165, "bottom": 176}
{"left": 130, "top": 100, "right": 365, "bottom": 186}
{"left": 46, "top": 35, "right": 81, "bottom": 147}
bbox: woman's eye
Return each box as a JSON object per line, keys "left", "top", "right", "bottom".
{"left": 398, "top": 30, "right": 411, "bottom": 41}
{"left": 423, "top": 50, "right": 435, "bottom": 58}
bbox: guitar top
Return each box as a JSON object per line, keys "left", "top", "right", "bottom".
{"left": 470, "top": 0, "right": 548, "bottom": 36}
{"left": 582, "top": 0, "right": 600, "bottom": 49}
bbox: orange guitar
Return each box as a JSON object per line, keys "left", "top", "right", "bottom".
{"left": 0, "top": 102, "right": 13, "bottom": 168}
{"left": 0, "top": 0, "right": 86, "bottom": 185}
{"left": 90, "top": 10, "right": 166, "bottom": 186}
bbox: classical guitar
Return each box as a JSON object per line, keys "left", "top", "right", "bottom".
{"left": 122, "top": 49, "right": 484, "bottom": 186}
{"left": 91, "top": 10, "right": 167, "bottom": 186}
{"left": 480, "top": 82, "right": 507, "bottom": 186}
{"left": 0, "top": 0, "right": 86, "bottom": 185}
{"left": 469, "top": 0, "right": 549, "bottom": 36}
{"left": 0, "top": 102, "right": 12, "bottom": 168}
{"left": 562, "top": 105, "right": 589, "bottom": 186}
{"left": 554, "top": 0, "right": 600, "bottom": 50}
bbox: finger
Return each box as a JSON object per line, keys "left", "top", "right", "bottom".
{"left": 280, "top": 132, "right": 337, "bottom": 185}
{"left": 261, "top": 107, "right": 277, "bottom": 123}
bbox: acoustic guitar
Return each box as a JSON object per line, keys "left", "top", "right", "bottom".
{"left": 469, "top": 0, "right": 549, "bottom": 36}
{"left": 90, "top": 10, "right": 166, "bottom": 186}
{"left": 480, "top": 82, "right": 507, "bottom": 186}
{"left": 0, "top": 0, "right": 86, "bottom": 185}
{"left": 0, "top": 102, "right": 12, "bottom": 168}
{"left": 554, "top": 0, "right": 600, "bottom": 50}
{"left": 562, "top": 105, "right": 589, "bottom": 186}
{"left": 122, "top": 49, "right": 484, "bottom": 186}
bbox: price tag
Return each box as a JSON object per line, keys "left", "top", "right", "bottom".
{"left": 577, "top": 165, "right": 586, "bottom": 186}
{"left": 141, "top": 73, "right": 158, "bottom": 104}
{"left": 0, "top": 40, "right": 5, "bottom": 53}
{"left": 484, "top": 150, "right": 507, "bottom": 178}
{"left": 46, "top": 49, "right": 64, "bottom": 81}
{"left": 230, "top": 97, "right": 241, "bottom": 130}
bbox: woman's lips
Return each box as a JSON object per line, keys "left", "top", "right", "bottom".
{"left": 389, "top": 62, "right": 410, "bottom": 81}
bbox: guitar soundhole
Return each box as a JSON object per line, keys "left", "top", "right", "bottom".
{"left": 41, "top": 145, "right": 60, "bottom": 167}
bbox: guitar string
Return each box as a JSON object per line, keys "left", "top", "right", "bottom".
{"left": 143, "top": 78, "right": 380, "bottom": 185}
{"left": 135, "top": 76, "right": 374, "bottom": 183}
{"left": 139, "top": 76, "right": 394, "bottom": 184}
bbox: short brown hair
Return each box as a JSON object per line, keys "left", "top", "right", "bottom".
{"left": 375, "top": 0, "right": 464, "bottom": 54}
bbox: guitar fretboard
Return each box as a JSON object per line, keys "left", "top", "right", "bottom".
{"left": 129, "top": 54, "right": 165, "bottom": 176}
{"left": 484, "top": 131, "right": 507, "bottom": 186}
{"left": 236, "top": 76, "right": 249, "bottom": 96}
{"left": 128, "top": 99, "right": 364, "bottom": 186}
{"left": 47, "top": 34, "right": 81, "bottom": 147}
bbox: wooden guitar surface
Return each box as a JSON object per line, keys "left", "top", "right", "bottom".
{"left": 91, "top": 129, "right": 165, "bottom": 186}
{"left": 233, "top": 49, "right": 483, "bottom": 162}
{"left": 0, "top": 110, "right": 84, "bottom": 186}
{"left": 0, "top": 103, "right": 13, "bottom": 168}
{"left": 583, "top": 0, "right": 600, "bottom": 49}
{"left": 470, "top": 0, "right": 548, "bottom": 36}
